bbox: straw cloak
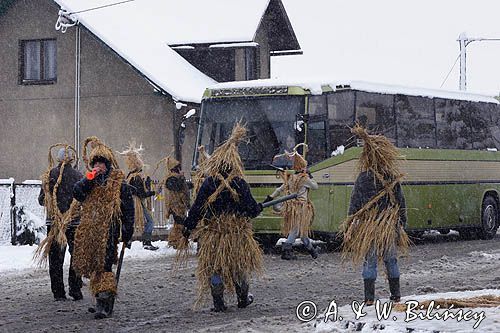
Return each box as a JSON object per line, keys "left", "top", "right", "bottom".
{"left": 273, "top": 171, "right": 315, "bottom": 238}
{"left": 73, "top": 169, "right": 125, "bottom": 295}
{"left": 126, "top": 170, "right": 154, "bottom": 233}
{"left": 34, "top": 144, "right": 82, "bottom": 266}
{"left": 181, "top": 124, "right": 264, "bottom": 307}
{"left": 72, "top": 136, "right": 135, "bottom": 296}
{"left": 340, "top": 125, "right": 410, "bottom": 265}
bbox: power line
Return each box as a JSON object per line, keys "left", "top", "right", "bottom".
{"left": 70, "top": 0, "right": 137, "bottom": 15}
{"left": 440, "top": 53, "right": 460, "bottom": 88}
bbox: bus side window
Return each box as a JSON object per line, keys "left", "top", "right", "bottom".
{"left": 436, "top": 98, "right": 496, "bottom": 150}
{"left": 327, "top": 92, "right": 355, "bottom": 153}
{"left": 355, "top": 92, "right": 395, "bottom": 140}
{"left": 307, "top": 95, "right": 328, "bottom": 164}
{"left": 395, "top": 95, "right": 436, "bottom": 148}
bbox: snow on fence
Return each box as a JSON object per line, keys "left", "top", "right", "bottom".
{"left": 0, "top": 179, "right": 46, "bottom": 245}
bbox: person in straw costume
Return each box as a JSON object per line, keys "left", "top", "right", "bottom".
{"left": 119, "top": 141, "right": 158, "bottom": 251}
{"left": 72, "top": 136, "right": 135, "bottom": 319}
{"left": 154, "top": 155, "right": 191, "bottom": 249}
{"left": 36, "top": 144, "right": 83, "bottom": 301}
{"left": 266, "top": 143, "right": 319, "bottom": 260}
{"left": 181, "top": 123, "right": 263, "bottom": 312}
{"left": 340, "top": 124, "right": 409, "bottom": 305}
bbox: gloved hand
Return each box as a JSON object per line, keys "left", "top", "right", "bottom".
{"left": 145, "top": 176, "right": 152, "bottom": 190}
{"left": 182, "top": 226, "right": 191, "bottom": 239}
{"left": 263, "top": 195, "right": 273, "bottom": 203}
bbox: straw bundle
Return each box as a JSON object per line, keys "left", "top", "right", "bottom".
{"left": 191, "top": 214, "right": 263, "bottom": 308}
{"left": 393, "top": 295, "right": 500, "bottom": 312}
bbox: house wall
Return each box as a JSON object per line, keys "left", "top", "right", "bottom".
{"left": 0, "top": 0, "right": 176, "bottom": 181}
{"left": 255, "top": 18, "right": 271, "bottom": 79}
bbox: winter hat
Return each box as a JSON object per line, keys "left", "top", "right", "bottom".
{"left": 46, "top": 143, "right": 77, "bottom": 169}
{"left": 118, "top": 140, "right": 144, "bottom": 171}
{"left": 56, "top": 147, "right": 74, "bottom": 163}
{"left": 82, "top": 136, "right": 119, "bottom": 171}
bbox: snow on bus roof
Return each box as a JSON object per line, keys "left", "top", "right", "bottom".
{"left": 209, "top": 79, "right": 499, "bottom": 104}
{"left": 54, "top": 0, "right": 217, "bottom": 103}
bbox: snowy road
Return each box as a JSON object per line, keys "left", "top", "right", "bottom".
{"left": 0, "top": 234, "right": 499, "bottom": 332}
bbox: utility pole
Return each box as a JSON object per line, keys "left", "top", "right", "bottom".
{"left": 457, "top": 32, "right": 500, "bottom": 91}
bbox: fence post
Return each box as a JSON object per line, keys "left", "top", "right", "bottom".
{"left": 10, "top": 182, "right": 16, "bottom": 245}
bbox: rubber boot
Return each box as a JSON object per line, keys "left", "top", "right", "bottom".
{"left": 142, "top": 232, "right": 159, "bottom": 251}
{"left": 307, "top": 245, "right": 319, "bottom": 259}
{"left": 94, "top": 292, "right": 114, "bottom": 319}
{"left": 210, "top": 277, "right": 227, "bottom": 312}
{"left": 388, "top": 278, "right": 401, "bottom": 302}
{"left": 364, "top": 279, "right": 376, "bottom": 306}
{"left": 235, "top": 279, "right": 254, "bottom": 308}
{"left": 281, "top": 242, "right": 297, "bottom": 260}
{"left": 69, "top": 289, "right": 83, "bottom": 301}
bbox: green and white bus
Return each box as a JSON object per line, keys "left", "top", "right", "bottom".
{"left": 193, "top": 79, "right": 500, "bottom": 248}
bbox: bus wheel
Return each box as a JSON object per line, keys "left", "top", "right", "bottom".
{"left": 256, "top": 234, "right": 280, "bottom": 254}
{"left": 438, "top": 229, "right": 450, "bottom": 235}
{"left": 480, "top": 196, "right": 499, "bottom": 240}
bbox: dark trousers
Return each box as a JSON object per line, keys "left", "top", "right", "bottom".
{"left": 48, "top": 225, "right": 82, "bottom": 298}
{"left": 103, "top": 222, "right": 120, "bottom": 272}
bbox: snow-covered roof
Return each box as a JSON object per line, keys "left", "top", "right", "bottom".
{"left": 209, "top": 79, "right": 499, "bottom": 104}
{"left": 54, "top": 0, "right": 218, "bottom": 103}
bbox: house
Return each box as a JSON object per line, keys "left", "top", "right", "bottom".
{"left": 0, "top": 0, "right": 301, "bottom": 181}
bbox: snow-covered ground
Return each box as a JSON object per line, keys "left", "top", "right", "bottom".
{"left": 313, "top": 289, "right": 500, "bottom": 333}
{"left": 0, "top": 240, "right": 179, "bottom": 274}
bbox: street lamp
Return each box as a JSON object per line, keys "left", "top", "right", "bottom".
{"left": 457, "top": 32, "right": 500, "bottom": 91}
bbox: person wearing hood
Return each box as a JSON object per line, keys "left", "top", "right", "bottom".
{"left": 72, "top": 136, "right": 135, "bottom": 319}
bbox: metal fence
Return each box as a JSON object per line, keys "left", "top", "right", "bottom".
{"left": 0, "top": 179, "right": 173, "bottom": 245}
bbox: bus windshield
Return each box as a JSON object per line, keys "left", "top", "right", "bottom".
{"left": 197, "top": 96, "right": 305, "bottom": 170}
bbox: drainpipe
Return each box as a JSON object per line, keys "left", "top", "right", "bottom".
{"left": 74, "top": 25, "right": 81, "bottom": 166}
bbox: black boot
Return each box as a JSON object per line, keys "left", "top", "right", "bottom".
{"left": 281, "top": 242, "right": 297, "bottom": 260}
{"left": 69, "top": 289, "right": 83, "bottom": 301}
{"left": 388, "top": 278, "right": 401, "bottom": 302}
{"left": 364, "top": 279, "right": 375, "bottom": 306}
{"left": 94, "top": 292, "right": 114, "bottom": 319}
{"left": 142, "top": 233, "right": 159, "bottom": 251}
{"left": 235, "top": 280, "right": 254, "bottom": 308}
{"left": 307, "top": 245, "right": 318, "bottom": 259}
{"left": 210, "top": 281, "right": 227, "bottom": 312}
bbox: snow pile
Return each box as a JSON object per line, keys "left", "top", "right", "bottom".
{"left": 312, "top": 289, "right": 500, "bottom": 332}
{"left": 0, "top": 241, "right": 183, "bottom": 273}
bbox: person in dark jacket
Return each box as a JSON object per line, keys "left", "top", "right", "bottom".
{"left": 341, "top": 125, "right": 409, "bottom": 305}
{"left": 37, "top": 145, "right": 83, "bottom": 301}
{"left": 160, "top": 156, "right": 191, "bottom": 249}
{"left": 181, "top": 123, "right": 263, "bottom": 312}
{"left": 120, "top": 142, "right": 158, "bottom": 250}
{"left": 72, "top": 136, "right": 135, "bottom": 319}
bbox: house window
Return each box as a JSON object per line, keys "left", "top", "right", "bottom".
{"left": 19, "top": 39, "right": 57, "bottom": 84}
